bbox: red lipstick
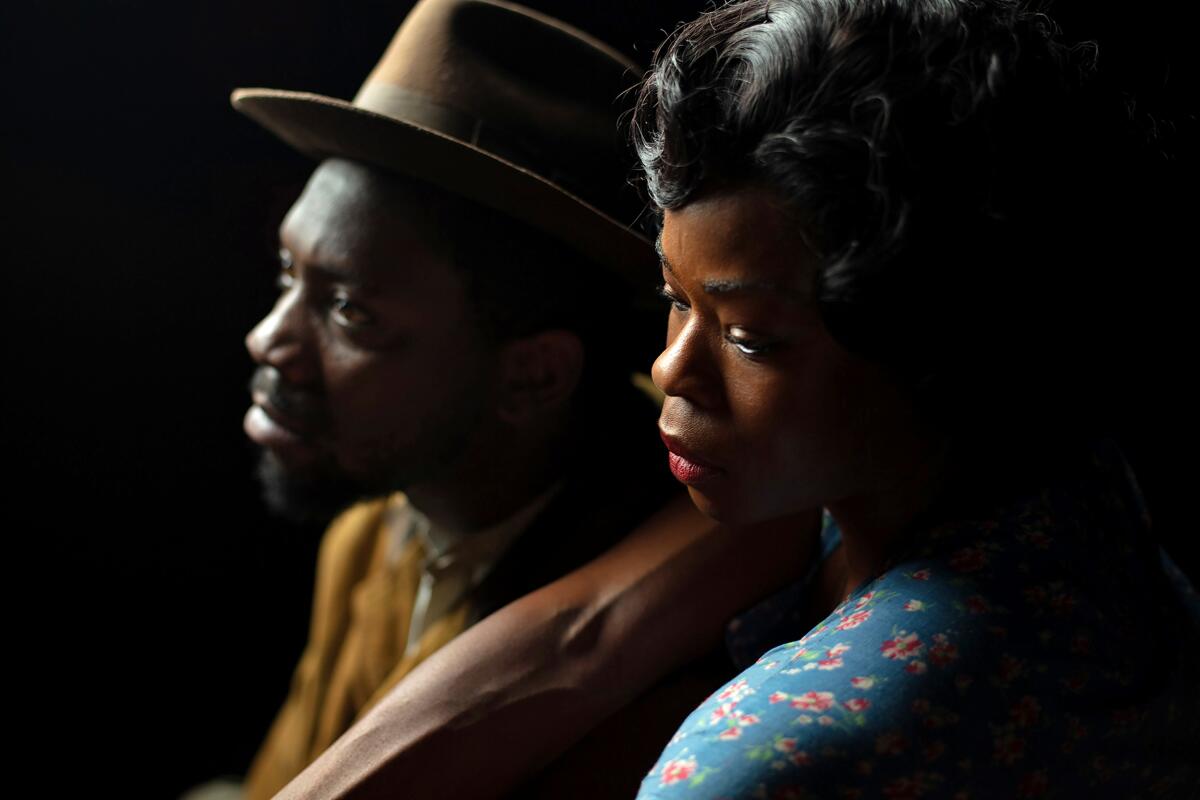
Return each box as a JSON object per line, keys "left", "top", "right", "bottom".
{"left": 659, "top": 430, "right": 723, "bottom": 485}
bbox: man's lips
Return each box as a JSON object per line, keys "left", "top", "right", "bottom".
{"left": 244, "top": 400, "right": 312, "bottom": 450}
{"left": 659, "top": 430, "right": 723, "bottom": 485}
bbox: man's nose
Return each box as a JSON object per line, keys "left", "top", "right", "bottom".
{"left": 651, "top": 318, "right": 723, "bottom": 412}
{"left": 245, "top": 289, "right": 318, "bottom": 386}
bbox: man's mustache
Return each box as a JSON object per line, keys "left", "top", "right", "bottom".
{"left": 249, "top": 367, "right": 331, "bottom": 432}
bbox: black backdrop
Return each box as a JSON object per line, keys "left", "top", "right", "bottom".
{"left": 5, "top": 2, "right": 1194, "bottom": 797}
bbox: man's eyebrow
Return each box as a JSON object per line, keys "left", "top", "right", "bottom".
{"left": 278, "top": 245, "right": 378, "bottom": 290}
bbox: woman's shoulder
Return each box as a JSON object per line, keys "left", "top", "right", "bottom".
{"left": 638, "top": 443, "right": 1200, "bottom": 798}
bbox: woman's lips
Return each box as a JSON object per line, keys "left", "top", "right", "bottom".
{"left": 659, "top": 430, "right": 723, "bottom": 485}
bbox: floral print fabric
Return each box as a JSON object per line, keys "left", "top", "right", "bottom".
{"left": 639, "top": 443, "right": 1200, "bottom": 799}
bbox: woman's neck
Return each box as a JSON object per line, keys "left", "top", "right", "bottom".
{"left": 826, "top": 438, "right": 952, "bottom": 599}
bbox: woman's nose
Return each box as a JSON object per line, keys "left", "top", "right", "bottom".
{"left": 245, "top": 288, "right": 319, "bottom": 387}
{"left": 651, "top": 317, "right": 723, "bottom": 412}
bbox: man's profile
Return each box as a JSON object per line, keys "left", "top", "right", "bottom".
{"left": 230, "top": 0, "right": 674, "bottom": 795}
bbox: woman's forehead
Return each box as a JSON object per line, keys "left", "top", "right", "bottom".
{"left": 660, "top": 187, "right": 817, "bottom": 300}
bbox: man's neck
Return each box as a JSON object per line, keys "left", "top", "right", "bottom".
{"left": 402, "top": 425, "right": 567, "bottom": 537}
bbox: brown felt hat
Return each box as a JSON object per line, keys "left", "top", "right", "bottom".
{"left": 232, "top": 0, "right": 653, "bottom": 284}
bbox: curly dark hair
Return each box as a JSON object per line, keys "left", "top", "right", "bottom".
{"left": 633, "top": 0, "right": 1140, "bottom": 446}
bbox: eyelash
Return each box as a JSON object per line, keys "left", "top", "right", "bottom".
{"left": 656, "top": 283, "right": 689, "bottom": 313}
{"left": 725, "top": 329, "right": 775, "bottom": 358}
{"left": 657, "top": 283, "right": 776, "bottom": 359}
{"left": 330, "top": 291, "right": 372, "bottom": 328}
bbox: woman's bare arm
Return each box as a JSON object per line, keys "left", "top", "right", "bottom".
{"left": 276, "top": 495, "right": 821, "bottom": 800}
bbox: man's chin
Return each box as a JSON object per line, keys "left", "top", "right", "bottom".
{"left": 255, "top": 450, "right": 381, "bottom": 525}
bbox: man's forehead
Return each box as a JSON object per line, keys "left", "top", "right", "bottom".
{"left": 280, "top": 159, "right": 454, "bottom": 282}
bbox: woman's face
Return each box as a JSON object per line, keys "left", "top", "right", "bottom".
{"left": 653, "top": 187, "right": 925, "bottom": 526}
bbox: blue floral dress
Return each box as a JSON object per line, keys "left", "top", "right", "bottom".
{"left": 638, "top": 442, "right": 1200, "bottom": 799}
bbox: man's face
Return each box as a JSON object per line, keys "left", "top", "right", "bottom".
{"left": 244, "top": 159, "right": 498, "bottom": 520}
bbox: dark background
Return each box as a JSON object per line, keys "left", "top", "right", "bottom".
{"left": 5, "top": 2, "right": 1194, "bottom": 797}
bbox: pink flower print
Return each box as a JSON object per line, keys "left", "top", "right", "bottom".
{"left": 768, "top": 691, "right": 790, "bottom": 705}
{"left": 1023, "top": 586, "right": 1048, "bottom": 606}
{"left": 882, "top": 773, "right": 938, "bottom": 800}
{"left": 1020, "top": 529, "right": 1053, "bottom": 549}
{"left": 827, "top": 642, "right": 852, "bottom": 658}
{"left": 788, "top": 647, "right": 811, "bottom": 662}
{"left": 875, "top": 731, "right": 909, "bottom": 755}
{"left": 659, "top": 755, "right": 697, "bottom": 786}
{"left": 1061, "top": 672, "right": 1088, "bottom": 693}
{"left": 789, "top": 751, "right": 811, "bottom": 767}
{"left": 850, "top": 676, "right": 876, "bottom": 690}
{"left": 1049, "top": 591, "right": 1078, "bottom": 615}
{"left": 737, "top": 713, "right": 761, "bottom": 727}
{"left": 965, "top": 594, "right": 991, "bottom": 614}
{"left": 816, "top": 657, "right": 844, "bottom": 671}
{"left": 905, "top": 660, "right": 928, "bottom": 675}
{"left": 1017, "top": 770, "right": 1049, "bottom": 797}
{"left": 997, "top": 654, "right": 1026, "bottom": 685}
{"left": 843, "top": 697, "right": 871, "bottom": 712}
{"left": 717, "top": 678, "right": 752, "bottom": 703}
{"left": 922, "top": 741, "right": 946, "bottom": 763}
{"left": 791, "top": 691, "right": 835, "bottom": 712}
{"left": 837, "top": 610, "right": 872, "bottom": 631}
{"left": 1062, "top": 715, "right": 1087, "bottom": 753}
{"left": 950, "top": 546, "right": 988, "bottom": 573}
{"left": 903, "top": 599, "right": 925, "bottom": 612}
{"left": 817, "top": 715, "right": 835, "bottom": 726}
{"left": 718, "top": 726, "right": 742, "bottom": 741}
{"left": 881, "top": 631, "right": 924, "bottom": 660}
{"left": 993, "top": 729, "right": 1026, "bottom": 765}
{"left": 854, "top": 591, "right": 876, "bottom": 609}
{"left": 910, "top": 568, "right": 931, "bottom": 581}
{"left": 775, "top": 737, "right": 798, "bottom": 753}
{"left": 795, "top": 714, "right": 814, "bottom": 725}
{"left": 709, "top": 701, "right": 737, "bottom": 723}
{"left": 928, "top": 634, "right": 959, "bottom": 667}
{"left": 1010, "top": 696, "right": 1041, "bottom": 727}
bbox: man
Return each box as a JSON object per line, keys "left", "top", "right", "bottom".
{"left": 231, "top": 0, "right": 679, "bottom": 795}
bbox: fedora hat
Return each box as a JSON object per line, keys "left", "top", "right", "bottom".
{"left": 231, "top": 0, "right": 653, "bottom": 284}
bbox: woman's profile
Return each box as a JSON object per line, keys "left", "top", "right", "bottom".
{"left": 633, "top": 0, "right": 1198, "bottom": 796}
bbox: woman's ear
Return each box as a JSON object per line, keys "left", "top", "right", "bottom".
{"left": 496, "top": 330, "right": 585, "bottom": 426}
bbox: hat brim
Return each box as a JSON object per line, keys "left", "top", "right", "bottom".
{"left": 231, "top": 88, "right": 655, "bottom": 287}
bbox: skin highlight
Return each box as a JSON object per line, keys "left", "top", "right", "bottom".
{"left": 653, "top": 186, "right": 949, "bottom": 598}
{"left": 245, "top": 158, "right": 580, "bottom": 533}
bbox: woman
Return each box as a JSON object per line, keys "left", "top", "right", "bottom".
{"left": 633, "top": 0, "right": 1198, "bottom": 797}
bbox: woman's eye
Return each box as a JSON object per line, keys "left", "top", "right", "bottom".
{"left": 725, "top": 326, "right": 776, "bottom": 357}
{"left": 656, "top": 283, "right": 690, "bottom": 313}
{"left": 331, "top": 292, "right": 372, "bottom": 327}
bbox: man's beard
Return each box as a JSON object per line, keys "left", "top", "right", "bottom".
{"left": 255, "top": 449, "right": 382, "bottom": 525}
{"left": 250, "top": 366, "right": 386, "bottom": 524}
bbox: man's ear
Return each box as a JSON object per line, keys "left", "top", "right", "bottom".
{"left": 496, "top": 330, "right": 584, "bottom": 426}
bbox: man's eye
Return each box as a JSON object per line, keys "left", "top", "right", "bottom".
{"left": 725, "top": 326, "right": 776, "bottom": 358}
{"left": 276, "top": 248, "right": 296, "bottom": 291}
{"left": 656, "top": 283, "right": 690, "bottom": 313}
{"left": 331, "top": 292, "right": 372, "bottom": 328}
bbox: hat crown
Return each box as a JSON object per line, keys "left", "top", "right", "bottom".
{"left": 355, "top": 0, "right": 641, "bottom": 216}
{"left": 231, "top": 0, "right": 656, "bottom": 283}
